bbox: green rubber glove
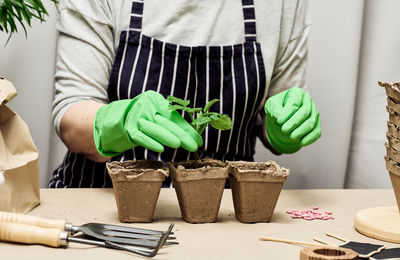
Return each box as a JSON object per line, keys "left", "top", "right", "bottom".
{"left": 94, "top": 90, "right": 203, "bottom": 157}
{"left": 264, "top": 87, "right": 321, "bottom": 154}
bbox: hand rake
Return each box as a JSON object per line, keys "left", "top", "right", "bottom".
{"left": 0, "top": 221, "right": 173, "bottom": 257}
{"left": 0, "top": 211, "right": 177, "bottom": 248}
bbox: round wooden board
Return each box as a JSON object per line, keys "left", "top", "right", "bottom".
{"left": 354, "top": 206, "right": 400, "bottom": 243}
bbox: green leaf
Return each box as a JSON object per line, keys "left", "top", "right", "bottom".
{"left": 0, "top": 7, "right": 8, "bottom": 32}
{"left": 168, "top": 104, "right": 185, "bottom": 111}
{"left": 1, "top": 0, "right": 59, "bottom": 43}
{"left": 20, "top": 6, "right": 32, "bottom": 26}
{"left": 209, "top": 115, "right": 232, "bottom": 130}
{"left": 167, "top": 95, "right": 190, "bottom": 107}
{"left": 192, "top": 116, "right": 212, "bottom": 126}
{"left": 169, "top": 104, "right": 196, "bottom": 113}
{"left": 13, "top": 7, "right": 28, "bottom": 37}
{"left": 204, "top": 99, "right": 219, "bottom": 112}
{"left": 6, "top": 12, "right": 18, "bottom": 33}
{"left": 186, "top": 107, "right": 202, "bottom": 113}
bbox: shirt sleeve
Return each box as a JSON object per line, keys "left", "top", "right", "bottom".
{"left": 267, "top": 0, "right": 311, "bottom": 97}
{"left": 257, "top": 0, "right": 311, "bottom": 151}
{"left": 52, "top": 0, "right": 115, "bottom": 136}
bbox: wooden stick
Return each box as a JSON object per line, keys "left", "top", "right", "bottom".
{"left": 313, "top": 237, "right": 338, "bottom": 247}
{"left": 259, "top": 236, "right": 322, "bottom": 247}
{"left": 325, "top": 233, "right": 348, "bottom": 243}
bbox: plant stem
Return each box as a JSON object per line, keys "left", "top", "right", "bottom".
{"left": 188, "top": 112, "right": 194, "bottom": 125}
{"left": 194, "top": 151, "right": 200, "bottom": 161}
{"left": 198, "top": 124, "right": 207, "bottom": 135}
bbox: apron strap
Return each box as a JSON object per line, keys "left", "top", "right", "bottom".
{"left": 242, "top": 0, "right": 257, "bottom": 42}
{"left": 130, "top": 0, "right": 257, "bottom": 41}
{"left": 130, "top": 0, "right": 144, "bottom": 31}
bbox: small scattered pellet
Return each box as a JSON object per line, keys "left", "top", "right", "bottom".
{"left": 286, "top": 207, "right": 334, "bottom": 221}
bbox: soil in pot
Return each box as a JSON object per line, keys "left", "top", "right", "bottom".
{"left": 106, "top": 160, "right": 168, "bottom": 223}
{"left": 228, "top": 160, "right": 289, "bottom": 223}
{"left": 169, "top": 158, "right": 228, "bottom": 223}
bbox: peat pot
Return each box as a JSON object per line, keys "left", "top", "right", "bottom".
{"left": 385, "top": 156, "right": 400, "bottom": 212}
{"left": 228, "top": 161, "right": 289, "bottom": 223}
{"left": 169, "top": 158, "right": 228, "bottom": 223}
{"left": 106, "top": 160, "right": 168, "bottom": 223}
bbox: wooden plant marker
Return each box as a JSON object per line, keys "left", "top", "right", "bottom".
{"left": 258, "top": 237, "right": 359, "bottom": 259}
{"left": 370, "top": 247, "right": 400, "bottom": 259}
{"left": 313, "top": 233, "right": 385, "bottom": 259}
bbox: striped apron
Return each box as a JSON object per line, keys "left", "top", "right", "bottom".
{"left": 49, "top": 0, "right": 267, "bottom": 188}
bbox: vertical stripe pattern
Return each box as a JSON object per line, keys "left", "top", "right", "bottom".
{"left": 48, "top": 0, "right": 267, "bottom": 188}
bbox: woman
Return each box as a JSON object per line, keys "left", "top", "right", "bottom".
{"left": 49, "top": 0, "right": 320, "bottom": 188}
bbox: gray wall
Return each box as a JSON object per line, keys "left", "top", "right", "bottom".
{"left": 0, "top": 0, "right": 399, "bottom": 188}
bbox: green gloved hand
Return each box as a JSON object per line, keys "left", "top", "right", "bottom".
{"left": 264, "top": 87, "right": 321, "bottom": 154}
{"left": 94, "top": 90, "right": 203, "bottom": 157}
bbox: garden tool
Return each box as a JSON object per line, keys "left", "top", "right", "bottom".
{"left": 313, "top": 233, "right": 385, "bottom": 259}
{"left": 0, "top": 221, "right": 173, "bottom": 257}
{"left": 0, "top": 211, "right": 177, "bottom": 248}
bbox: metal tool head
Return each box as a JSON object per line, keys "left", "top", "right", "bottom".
{"left": 71, "top": 222, "right": 177, "bottom": 248}
{"left": 105, "top": 223, "right": 175, "bottom": 257}
{"left": 71, "top": 222, "right": 174, "bottom": 236}
{"left": 67, "top": 223, "right": 175, "bottom": 258}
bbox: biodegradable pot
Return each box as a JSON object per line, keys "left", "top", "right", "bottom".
{"left": 387, "top": 122, "right": 400, "bottom": 139}
{"left": 386, "top": 143, "right": 400, "bottom": 162}
{"left": 387, "top": 107, "right": 400, "bottom": 126}
{"left": 386, "top": 134, "right": 400, "bottom": 151}
{"left": 169, "top": 158, "right": 228, "bottom": 223}
{"left": 380, "top": 81, "right": 400, "bottom": 103}
{"left": 106, "top": 160, "right": 168, "bottom": 223}
{"left": 228, "top": 161, "right": 289, "bottom": 223}
{"left": 384, "top": 156, "right": 400, "bottom": 212}
{"left": 386, "top": 97, "right": 400, "bottom": 115}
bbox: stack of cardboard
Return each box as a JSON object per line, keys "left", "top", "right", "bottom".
{"left": 380, "top": 81, "right": 400, "bottom": 211}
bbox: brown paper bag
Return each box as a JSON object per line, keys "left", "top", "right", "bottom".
{"left": 0, "top": 77, "right": 40, "bottom": 213}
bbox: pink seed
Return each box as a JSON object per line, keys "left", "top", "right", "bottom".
{"left": 286, "top": 207, "right": 333, "bottom": 221}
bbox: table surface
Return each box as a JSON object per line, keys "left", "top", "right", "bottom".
{"left": 1, "top": 189, "right": 400, "bottom": 259}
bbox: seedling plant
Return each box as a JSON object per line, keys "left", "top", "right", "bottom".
{"left": 167, "top": 96, "right": 232, "bottom": 161}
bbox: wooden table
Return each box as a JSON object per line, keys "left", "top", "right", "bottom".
{"left": 1, "top": 189, "right": 400, "bottom": 259}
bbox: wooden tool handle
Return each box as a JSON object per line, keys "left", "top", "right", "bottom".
{"left": 0, "top": 211, "right": 66, "bottom": 230}
{"left": 0, "top": 221, "right": 63, "bottom": 247}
